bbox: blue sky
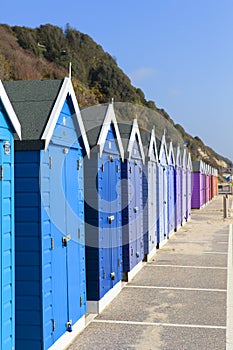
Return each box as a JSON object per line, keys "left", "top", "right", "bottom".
{"left": 1, "top": 0, "right": 233, "bottom": 161}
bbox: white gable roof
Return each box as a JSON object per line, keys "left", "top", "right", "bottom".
{"left": 127, "top": 119, "right": 145, "bottom": 163}
{"left": 41, "top": 77, "right": 90, "bottom": 157}
{"left": 158, "top": 133, "right": 168, "bottom": 164}
{"left": 97, "top": 103, "right": 124, "bottom": 160}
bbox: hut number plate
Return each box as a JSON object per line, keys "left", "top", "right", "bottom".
{"left": 4, "top": 141, "right": 10, "bottom": 155}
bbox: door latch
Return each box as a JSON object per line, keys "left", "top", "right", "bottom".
{"left": 66, "top": 320, "right": 72, "bottom": 332}
{"left": 62, "top": 234, "right": 71, "bottom": 247}
{"left": 108, "top": 215, "right": 115, "bottom": 224}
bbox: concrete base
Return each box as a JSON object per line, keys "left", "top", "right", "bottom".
{"left": 168, "top": 230, "right": 175, "bottom": 239}
{"left": 175, "top": 224, "right": 182, "bottom": 232}
{"left": 144, "top": 245, "right": 157, "bottom": 262}
{"left": 87, "top": 280, "right": 122, "bottom": 314}
{"left": 157, "top": 237, "right": 168, "bottom": 249}
{"left": 48, "top": 315, "right": 85, "bottom": 350}
{"left": 122, "top": 260, "right": 144, "bottom": 282}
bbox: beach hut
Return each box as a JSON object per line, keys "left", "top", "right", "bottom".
{"left": 140, "top": 127, "right": 158, "bottom": 261}
{"left": 118, "top": 119, "right": 145, "bottom": 281}
{"left": 206, "top": 164, "right": 211, "bottom": 204}
{"left": 191, "top": 160, "right": 205, "bottom": 209}
{"left": 81, "top": 103, "right": 124, "bottom": 313}
{"left": 167, "top": 141, "right": 176, "bottom": 237}
{"left": 174, "top": 145, "right": 182, "bottom": 231}
{"left": 0, "top": 81, "right": 21, "bottom": 350}
{"left": 181, "top": 146, "right": 187, "bottom": 224}
{"left": 4, "top": 77, "right": 90, "bottom": 350}
{"left": 157, "top": 133, "right": 168, "bottom": 247}
{"left": 186, "top": 152, "right": 192, "bottom": 221}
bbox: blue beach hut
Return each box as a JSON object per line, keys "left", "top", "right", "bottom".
{"left": 186, "top": 152, "right": 192, "bottom": 221}
{"left": 4, "top": 77, "right": 90, "bottom": 350}
{"left": 118, "top": 119, "right": 145, "bottom": 281}
{"left": 174, "top": 145, "right": 182, "bottom": 231}
{"left": 0, "top": 81, "right": 21, "bottom": 350}
{"left": 157, "top": 133, "right": 168, "bottom": 248}
{"left": 81, "top": 103, "right": 124, "bottom": 313}
{"left": 167, "top": 141, "right": 176, "bottom": 237}
{"left": 140, "top": 127, "right": 158, "bottom": 261}
{"left": 181, "top": 146, "right": 187, "bottom": 225}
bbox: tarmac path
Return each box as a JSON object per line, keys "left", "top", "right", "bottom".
{"left": 67, "top": 195, "right": 232, "bottom": 350}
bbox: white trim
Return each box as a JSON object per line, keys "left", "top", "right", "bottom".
{"left": 182, "top": 145, "right": 187, "bottom": 169}
{"left": 48, "top": 315, "right": 85, "bottom": 350}
{"left": 187, "top": 151, "right": 192, "bottom": 171}
{"left": 123, "top": 260, "right": 145, "bottom": 282}
{"left": 157, "top": 237, "right": 168, "bottom": 249}
{"left": 148, "top": 128, "right": 158, "bottom": 162}
{"left": 168, "top": 229, "right": 175, "bottom": 239}
{"left": 226, "top": 224, "right": 233, "bottom": 349}
{"left": 87, "top": 280, "right": 122, "bottom": 314}
{"left": 175, "top": 144, "right": 181, "bottom": 168}
{"left": 41, "top": 77, "right": 90, "bottom": 157}
{"left": 158, "top": 133, "right": 168, "bottom": 164}
{"left": 168, "top": 141, "right": 175, "bottom": 167}
{"left": 96, "top": 103, "right": 124, "bottom": 160}
{"left": 0, "top": 80, "right": 21, "bottom": 139}
{"left": 93, "top": 319, "right": 226, "bottom": 330}
{"left": 127, "top": 119, "right": 145, "bottom": 164}
{"left": 144, "top": 245, "right": 157, "bottom": 262}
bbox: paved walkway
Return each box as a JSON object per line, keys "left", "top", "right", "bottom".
{"left": 67, "top": 195, "right": 233, "bottom": 350}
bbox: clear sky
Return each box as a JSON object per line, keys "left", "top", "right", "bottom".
{"left": 1, "top": 0, "right": 233, "bottom": 161}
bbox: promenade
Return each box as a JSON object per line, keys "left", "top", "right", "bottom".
{"left": 67, "top": 195, "right": 232, "bottom": 350}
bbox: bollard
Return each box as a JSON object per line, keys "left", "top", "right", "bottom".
{"left": 223, "top": 195, "right": 229, "bottom": 218}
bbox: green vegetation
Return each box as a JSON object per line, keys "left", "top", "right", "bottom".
{"left": 0, "top": 23, "right": 231, "bottom": 169}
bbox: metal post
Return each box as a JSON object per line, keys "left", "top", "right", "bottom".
{"left": 223, "top": 195, "right": 229, "bottom": 218}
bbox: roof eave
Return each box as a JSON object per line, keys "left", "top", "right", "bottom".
{"left": 0, "top": 80, "right": 22, "bottom": 139}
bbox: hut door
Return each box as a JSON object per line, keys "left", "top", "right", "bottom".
{"left": 50, "top": 145, "right": 83, "bottom": 340}
{"left": 109, "top": 157, "right": 122, "bottom": 286}
{"left": 163, "top": 166, "right": 168, "bottom": 238}
{"left": 132, "top": 160, "right": 143, "bottom": 263}
{"left": 99, "top": 154, "right": 113, "bottom": 294}
{"left": 0, "top": 139, "right": 14, "bottom": 350}
{"left": 65, "top": 147, "right": 85, "bottom": 326}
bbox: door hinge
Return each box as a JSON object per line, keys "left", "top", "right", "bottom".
{"left": 80, "top": 296, "right": 83, "bottom": 307}
{"left": 52, "top": 319, "right": 56, "bottom": 332}
{"left": 0, "top": 166, "right": 3, "bottom": 181}
{"left": 51, "top": 238, "right": 55, "bottom": 250}
{"left": 116, "top": 164, "right": 119, "bottom": 173}
{"left": 102, "top": 163, "right": 104, "bottom": 172}
{"left": 62, "top": 234, "right": 71, "bottom": 247}
{"left": 49, "top": 156, "right": 52, "bottom": 169}
{"left": 78, "top": 228, "right": 81, "bottom": 239}
{"left": 118, "top": 258, "right": 121, "bottom": 267}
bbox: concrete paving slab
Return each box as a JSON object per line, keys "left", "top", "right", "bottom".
{"left": 67, "top": 323, "right": 225, "bottom": 350}
{"left": 95, "top": 288, "right": 226, "bottom": 327}
{"left": 67, "top": 196, "right": 230, "bottom": 349}
{"left": 150, "top": 252, "right": 228, "bottom": 267}
{"left": 129, "top": 265, "right": 227, "bottom": 289}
